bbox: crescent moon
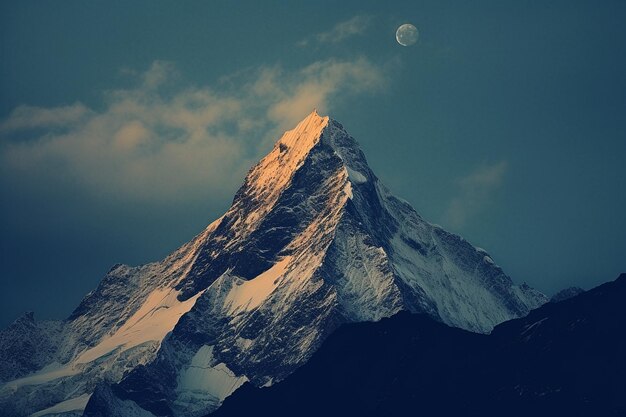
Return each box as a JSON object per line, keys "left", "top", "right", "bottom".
{"left": 396, "top": 23, "right": 419, "bottom": 46}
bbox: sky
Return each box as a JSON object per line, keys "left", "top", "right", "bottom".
{"left": 1, "top": 0, "right": 625, "bottom": 327}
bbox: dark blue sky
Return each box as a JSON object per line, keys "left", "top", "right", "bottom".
{"left": 1, "top": 0, "right": 625, "bottom": 327}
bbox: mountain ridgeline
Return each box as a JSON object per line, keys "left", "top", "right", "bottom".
{"left": 1, "top": 111, "right": 546, "bottom": 417}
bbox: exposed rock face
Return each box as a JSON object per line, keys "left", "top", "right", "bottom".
{"left": 0, "top": 312, "right": 63, "bottom": 383}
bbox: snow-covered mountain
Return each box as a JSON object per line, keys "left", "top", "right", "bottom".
{"left": 0, "top": 111, "right": 546, "bottom": 417}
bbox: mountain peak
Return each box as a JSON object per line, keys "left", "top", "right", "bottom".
{"left": 276, "top": 111, "right": 371, "bottom": 186}
{"left": 5, "top": 112, "right": 547, "bottom": 417}
{"left": 226, "top": 111, "right": 333, "bottom": 231}
{"left": 275, "top": 110, "right": 328, "bottom": 152}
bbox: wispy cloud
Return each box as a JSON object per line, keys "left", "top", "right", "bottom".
{"left": 0, "top": 58, "right": 385, "bottom": 205}
{"left": 264, "top": 57, "right": 385, "bottom": 128}
{"left": 444, "top": 161, "right": 509, "bottom": 228}
{"left": 0, "top": 103, "right": 90, "bottom": 133}
{"left": 298, "top": 15, "right": 371, "bottom": 47}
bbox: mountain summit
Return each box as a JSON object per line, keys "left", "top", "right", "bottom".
{"left": 0, "top": 111, "right": 546, "bottom": 417}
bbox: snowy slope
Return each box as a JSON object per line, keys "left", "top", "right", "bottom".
{"left": 0, "top": 111, "right": 546, "bottom": 417}
{"left": 0, "top": 223, "right": 220, "bottom": 417}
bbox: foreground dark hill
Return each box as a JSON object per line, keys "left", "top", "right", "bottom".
{"left": 214, "top": 273, "right": 626, "bottom": 417}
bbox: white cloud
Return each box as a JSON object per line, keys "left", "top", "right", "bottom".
{"left": 0, "top": 57, "right": 386, "bottom": 205}
{"left": 299, "top": 15, "right": 371, "bottom": 46}
{"left": 444, "top": 161, "right": 509, "bottom": 228}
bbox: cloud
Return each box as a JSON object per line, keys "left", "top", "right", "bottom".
{"left": 298, "top": 15, "right": 371, "bottom": 46}
{"left": 0, "top": 57, "right": 386, "bottom": 206}
{"left": 141, "top": 61, "right": 178, "bottom": 89}
{"left": 266, "top": 58, "right": 385, "bottom": 129}
{"left": 444, "top": 161, "right": 508, "bottom": 228}
{"left": 0, "top": 103, "right": 90, "bottom": 133}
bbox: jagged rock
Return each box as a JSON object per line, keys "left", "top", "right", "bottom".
{"left": 550, "top": 286, "right": 585, "bottom": 303}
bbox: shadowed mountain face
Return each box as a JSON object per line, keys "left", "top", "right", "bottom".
{"left": 1, "top": 112, "right": 545, "bottom": 417}
{"left": 214, "top": 273, "right": 626, "bottom": 417}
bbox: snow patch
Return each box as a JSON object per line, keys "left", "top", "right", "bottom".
{"left": 389, "top": 232, "right": 514, "bottom": 333}
{"left": 29, "top": 393, "right": 91, "bottom": 417}
{"left": 4, "top": 361, "right": 80, "bottom": 391}
{"left": 344, "top": 182, "right": 354, "bottom": 199}
{"left": 235, "top": 337, "right": 253, "bottom": 350}
{"left": 224, "top": 257, "right": 291, "bottom": 313}
{"left": 75, "top": 287, "right": 203, "bottom": 364}
{"left": 174, "top": 345, "right": 248, "bottom": 416}
{"left": 346, "top": 167, "right": 367, "bottom": 184}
